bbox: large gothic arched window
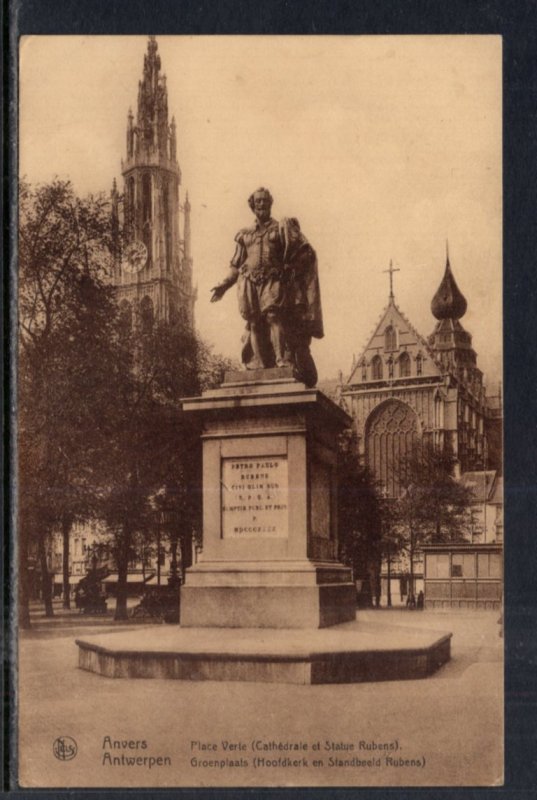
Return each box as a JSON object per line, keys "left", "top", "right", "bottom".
{"left": 365, "top": 400, "right": 420, "bottom": 497}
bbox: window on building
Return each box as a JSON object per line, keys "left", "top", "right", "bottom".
{"left": 477, "top": 552, "right": 502, "bottom": 578}
{"left": 142, "top": 172, "right": 152, "bottom": 262}
{"left": 399, "top": 352, "right": 411, "bottom": 377}
{"left": 385, "top": 325, "right": 397, "bottom": 351}
{"left": 371, "top": 355, "right": 383, "bottom": 380}
{"left": 495, "top": 509, "right": 503, "bottom": 543}
{"left": 451, "top": 559, "right": 463, "bottom": 577}
{"left": 361, "top": 361, "right": 367, "bottom": 381}
{"left": 416, "top": 354, "right": 423, "bottom": 375}
{"left": 163, "top": 181, "right": 172, "bottom": 271}
{"left": 126, "top": 177, "right": 135, "bottom": 234}
{"left": 451, "top": 553, "right": 476, "bottom": 578}
{"left": 387, "top": 358, "right": 394, "bottom": 378}
{"left": 426, "top": 553, "right": 449, "bottom": 578}
{"left": 140, "top": 295, "right": 154, "bottom": 334}
{"left": 365, "top": 399, "right": 420, "bottom": 497}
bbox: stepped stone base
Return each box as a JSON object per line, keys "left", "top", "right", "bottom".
{"left": 76, "top": 620, "right": 452, "bottom": 685}
{"left": 180, "top": 583, "right": 357, "bottom": 629}
{"left": 180, "top": 561, "right": 356, "bottom": 628}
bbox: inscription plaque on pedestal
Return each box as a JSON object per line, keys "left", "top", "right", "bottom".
{"left": 221, "top": 456, "right": 288, "bottom": 538}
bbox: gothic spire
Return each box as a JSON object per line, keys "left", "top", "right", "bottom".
{"left": 135, "top": 36, "right": 170, "bottom": 160}
{"left": 431, "top": 245, "right": 467, "bottom": 320}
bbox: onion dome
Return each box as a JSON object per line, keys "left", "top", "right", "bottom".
{"left": 431, "top": 246, "right": 467, "bottom": 320}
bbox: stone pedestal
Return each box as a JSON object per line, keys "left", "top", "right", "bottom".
{"left": 77, "top": 372, "right": 452, "bottom": 684}
{"left": 180, "top": 368, "right": 356, "bottom": 629}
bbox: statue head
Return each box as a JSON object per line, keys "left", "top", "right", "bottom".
{"left": 248, "top": 187, "right": 273, "bottom": 222}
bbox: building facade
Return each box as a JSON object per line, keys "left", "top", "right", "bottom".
{"left": 340, "top": 252, "right": 502, "bottom": 606}
{"left": 421, "top": 542, "right": 502, "bottom": 610}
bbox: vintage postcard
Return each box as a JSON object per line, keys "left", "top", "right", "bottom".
{"left": 16, "top": 35, "right": 502, "bottom": 788}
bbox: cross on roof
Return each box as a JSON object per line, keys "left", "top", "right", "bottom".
{"left": 383, "top": 259, "right": 400, "bottom": 301}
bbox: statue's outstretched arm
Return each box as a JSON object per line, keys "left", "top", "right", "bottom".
{"left": 210, "top": 266, "right": 239, "bottom": 302}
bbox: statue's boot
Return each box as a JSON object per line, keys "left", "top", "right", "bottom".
{"left": 293, "top": 337, "right": 318, "bottom": 387}
{"left": 269, "top": 318, "right": 293, "bottom": 368}
{"left": 245, "top": 322, "right": 266, "bottom": 370}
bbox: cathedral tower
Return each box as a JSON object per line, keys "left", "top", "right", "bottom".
{"left": 113, "top": 36, "right": 196, "bottom": 328}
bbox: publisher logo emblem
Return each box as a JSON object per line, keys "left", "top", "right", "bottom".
{"left": 53, "top": 736, "right": 77, "bottom": 761}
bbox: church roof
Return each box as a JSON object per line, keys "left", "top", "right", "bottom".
{"left": 346, "top": 297, "right": 441, "bottom": 384}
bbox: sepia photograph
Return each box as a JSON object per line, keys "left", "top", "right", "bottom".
{"left": 16, "top": 34, "right": 502, "bottom": 788}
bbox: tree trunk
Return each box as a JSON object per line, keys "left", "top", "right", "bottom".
{"left": 409, "top": 529, "right": 415, "bottom": 604}
{"left": 387, "top": 552, "right": 392, "bottom": 608}
{"left": 38, "top": 534, "right": 54, "bottom": 617}
{"left": 114, "top": 529, "right": 130, "bottom": 621}
{"left": 62, "top": 514, "right": 73, "bottom": 609}
{"left": 19, "top": 528, "right": 31, "bottom": 629}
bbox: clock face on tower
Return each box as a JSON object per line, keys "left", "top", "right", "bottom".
{"left": 122, "top": 240, "right": 148, "bottom": 274}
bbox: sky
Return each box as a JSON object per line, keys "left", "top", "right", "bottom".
{"left": 19, "top": 35, "right": 502, "bottom": 387}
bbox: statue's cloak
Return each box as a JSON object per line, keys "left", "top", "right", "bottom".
{"left": 279, "top": 217, "right": 324, "bottom": 339}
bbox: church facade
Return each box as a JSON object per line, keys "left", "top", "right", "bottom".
{"left": 341, "top": 254, "right": 501, "bottom": 496}
{"left": 111, "top": 37, "right": 196, "bottom": 329}
{"left": 340, "top": 253, "right": 502, "bottom": 606}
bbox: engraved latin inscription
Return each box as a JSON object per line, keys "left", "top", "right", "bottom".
{"left": 221, "top": 457, "right": 288, "bottom": 538}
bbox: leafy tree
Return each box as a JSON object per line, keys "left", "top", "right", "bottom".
{"left": 337, "top": 431, "right": 383, "bottom": 607}
{"left": 99, "top": 316, "right": 233, "bottom": 621}
{"left": 18, "top": 180, "right": 119, "bottom": 623}
{"left": 394, "top": 443, "right": 474, "bottom": 598}
{"left": 378, "top": 497, "right": 406, "bottom": 607}
{"left": 18, "top": 179, "right": 238, "bottom": 626}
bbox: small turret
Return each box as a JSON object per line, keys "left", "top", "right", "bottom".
{"left": 126, "top": 108, "right": 134, "bottom": 158}
{"left": 170, "top": 116, "right": 177, "bottom": 161}
{"left": 111, "top": 178, "right": 120, "bottom": 265}
{"left": 431, "top": 243, "right": 468, "bottom": 320}
{"left": 429, "top": 245, "right": 479, "bottom": 383}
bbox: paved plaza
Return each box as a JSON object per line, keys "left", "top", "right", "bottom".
{"left": 17, "top": 605, "right": 503, "bottom": 788}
